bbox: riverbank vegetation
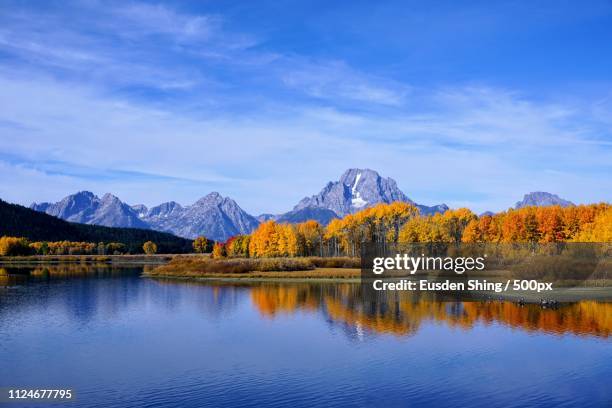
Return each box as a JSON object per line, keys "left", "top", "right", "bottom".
{"left": 0, "top": 236, "right": 181, "bottom": 258}
{"left": 146, "top": 256, "right": 360, "bottom": 277}
{"left": 209, "top": 202, "right": 611, "bottom": 259}
{"left": 0, "top": 236, "right": 129, "bottom": 256}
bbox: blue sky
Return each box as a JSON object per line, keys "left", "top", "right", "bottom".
{"left": 0, "top": 0, "right": 611, "bottom": 214}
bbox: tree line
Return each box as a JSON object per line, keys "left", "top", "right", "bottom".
{"left": 207, "top": 202, "right": 611, "bottom": 258}
{"left": 3, "top": 201, "right": 608, "bottom": 257}
{"left": 0, "top": 237, "right": 162, "bottom": 256}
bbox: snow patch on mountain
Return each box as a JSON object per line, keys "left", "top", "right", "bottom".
{"left": 350, "top": 172, "right": 368, "bottom": 208}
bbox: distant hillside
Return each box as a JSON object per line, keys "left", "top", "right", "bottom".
{"left": 276, "top": 207, "right": 339, "bottom": 224}
{"left": 515, "top": 192, "right": 574, "bottom": 209}
{"left": 1, "top": 199, "right": 192, "bottom": 253}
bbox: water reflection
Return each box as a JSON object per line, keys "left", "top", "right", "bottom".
{"left": 1, "top": 265, "right": 610, "bottom": 339}
{"left": 153, "top": 279, "right": 611, "bottom": 339}
{"left": 1, "top": 265, "right": 610, "bottom": 408}
{"left": 0, "top": 263, "right": 140, "bottom": 285}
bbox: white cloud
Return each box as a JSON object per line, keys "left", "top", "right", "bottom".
{"left": 0, "top": 70, "right": 610, "bottom": 214}
{"left": 281, "top": 59, "right": 409, "bottom": 106}
{"left": 0, "top": 1, "right": 610, "bottom": 215}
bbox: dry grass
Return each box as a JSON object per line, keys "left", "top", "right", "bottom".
{"left": 308, "top": 257, "right": 360, "bottom": 268}
{"left": 146, "top": 256, "right": 361, "bottom": 278}
{"left": 148, "top": 256, "right": 313, "bottom": 276}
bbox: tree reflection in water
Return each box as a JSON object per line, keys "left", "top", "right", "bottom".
{"left": 248, "top": 283, "right": 610, "bottom": 338}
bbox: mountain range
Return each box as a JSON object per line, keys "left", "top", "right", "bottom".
{"left": 28, "top": 169, "right": 574, "bottom": 242}
{"left": 31, "top": 191, "right": 149, "bottom": 229}
{"left": 1, "top": 199, "right": 192, "bottom": 253}
{"left": 32, "top": 191, "right": 259, "bottom": 242}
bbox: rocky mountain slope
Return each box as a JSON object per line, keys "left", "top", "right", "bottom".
{"left": 31, "top": 191, "right": 148, "bottom": 229}
{"left": 140, "top": 193, "right": 259, "bottom": 241}
{"left": 32, "top": 192, "right": 258, "bottom": 242}
{"left": 291, "top": 168, "right": 448, "bottom": 222}
{"left": 515, "top": 192, "right": 574, "bottom": 209}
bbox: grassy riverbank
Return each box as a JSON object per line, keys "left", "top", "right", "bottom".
{"left": 144, "top": 256, "right": 361, "bottom": 279}
{"left": 0, "top": 253, "right": 176, "bottom": 264}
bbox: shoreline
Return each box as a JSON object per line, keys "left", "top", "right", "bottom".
{"left": 142, "top": 270, "right": 612, "bottom": 303}
{"left": 143, "top": 267, "right": 362, "bottom": 281}
{"left": 143, "top": 274, "right": 362, "bottom": 283}
{"left": 0, "top": 254, "right": 176, "bottom": 265}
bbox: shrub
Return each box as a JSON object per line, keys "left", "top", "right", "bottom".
{"left": 0, "top": 236, "right": 33, "bottom": 256}
{"left": 143, "top": 241, "right": 157, "bottom": 255}
{"left": 193, "top": 236, "right": 208, "bottom": 253}
{"left": 308, "top": 257, "right": 360, "bottom": 268}
{"left": 149, "top": 256, "right": 316, "bottom": 276}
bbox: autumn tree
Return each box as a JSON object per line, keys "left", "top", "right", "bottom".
{"left": 193, "top": 236, "right": 208, "bottom": 253}
{"left": 324, "top": 218, "right": 344, "bottom": 256}
{"left": 0, "top": 236, "right": 32, "bottom": 256}
{"left": 212, "top": 242, "right": 226, "bottom": 259}
{"left": 398, "top": 214, "right": 451, "bottom": 243}
{"left": 461, "top": 220, "right": 482, "bottom": 243}
{"left": 341, "top": 214, "right": 363, "bottom": 257}
{"left": 482, "top": 204, "right": 609, "bottom": 243}
{"left": 143, "top": 241, "right": 157, "bottom": 255}
{"left": 227, "top": 235, "right": 250, "bottom": 257}
{"left": 536, "top": 206, "right": 565, "bottom": 242}
{"left": 236, "top": 202, "right": 611, "bottom": 258}
{"left": 376, "top": 202, "right": 420, "bottom": 244}
{"left": 277, "top": 224, "right": 298, "bottom": 257}
{"left": 296, "top": 220, "right": 323, "bottom": 256}
{"left": 441, "top": 208, "right": 477, "bottom": 242}
{"left": 249, "top": 220, "right": 280, "bottom": 257}
{"left": 573, "top": 207, "right": 612, "bottom": 242}
{"left": 106, "top": 242, "right": 127, "bottom": 255}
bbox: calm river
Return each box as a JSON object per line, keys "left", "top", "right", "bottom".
{"left": 0, "top": 264, "right": 610, "bottom": 407}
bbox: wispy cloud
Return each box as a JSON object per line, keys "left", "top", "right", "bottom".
{"left": 107, "top": 2, "right": 217, "bottom": 41}
{"left": 0, "top": 0, "right": 610, "bottom": 214}
{"left": 0, "top": 69, "right": 609, "bottom": 213}
{"left": 281, "top": 59, "right": 409, "bottom": 106}
{"left": 0, "top": 1, "right": 254, "bottom": 92}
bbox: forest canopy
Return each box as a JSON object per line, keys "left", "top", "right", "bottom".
{"left": 213, "top": 202, "right": 611, "bottom": 258}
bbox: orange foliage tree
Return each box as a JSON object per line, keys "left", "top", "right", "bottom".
{"left": 223, "top": 202, "right": 610, "bottom": 258}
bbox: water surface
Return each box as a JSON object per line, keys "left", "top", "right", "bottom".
{"left": 1, "top": 264, "right": 610, "bottom": 407}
